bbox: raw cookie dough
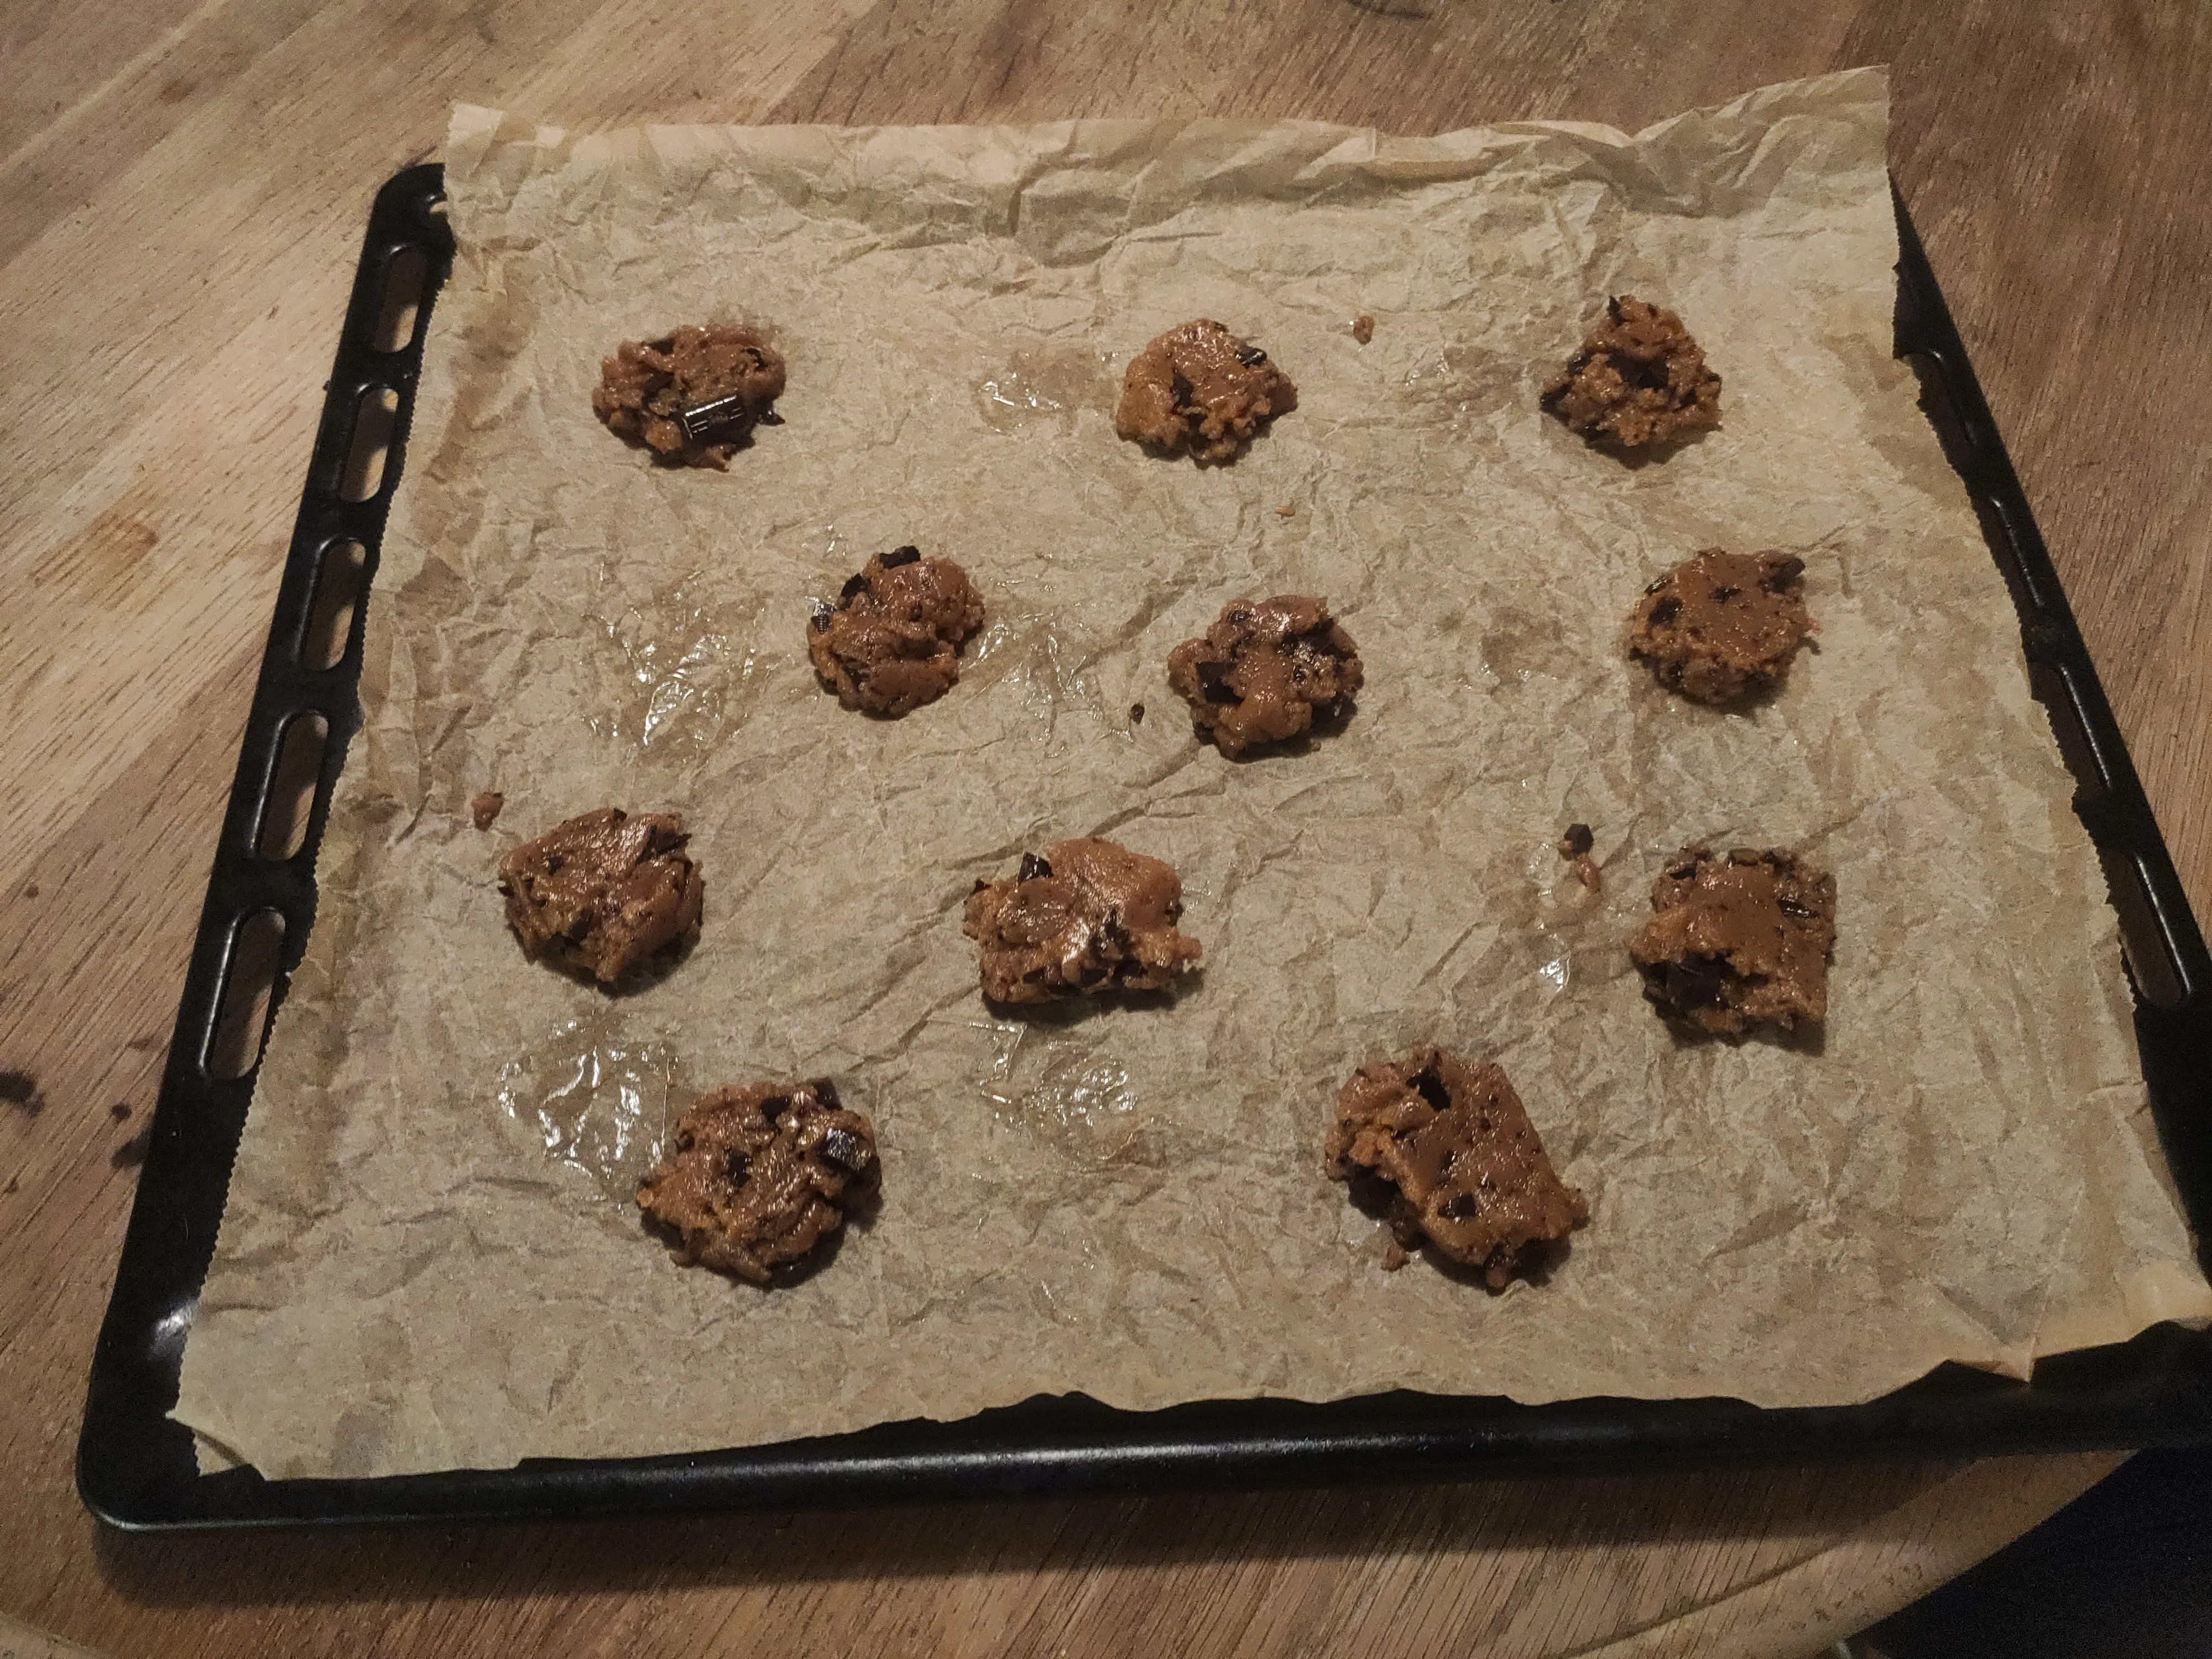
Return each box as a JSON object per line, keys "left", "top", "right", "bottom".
{"left": 1541, "top": 295, "right": 1721, "bottom": 449}
{"left": 1629, "top": 549, "right": 1814, "bottom": 704}
{"left": 1166, "top": 595, "right": 1363, "bottom": 757}
{"left": 807, "top": 545, "right": 987, "bottom": 717}
{"left": 1114, "top": 319, "right": 1297, "bottom": 463}
{"left": 963, "top": 837, "right": 1203, "bottom": 1004}
{"left": 635, "top": 1079, "right": 877, "bottom": 1285}
{"left": 591, "top": 322, "right": 786, "bottom": 468}
{"left": 1326, "top": 1047, "right": 1589, "bottom": 1288}
{"left": 496, "top": 807, "right": 704, "bottom": 984}
{"left": 1630, "top": 845, "right": 1837, "bottom": 1035}
{"left": 470, "top": 791, "right": 504, "bottom": 830}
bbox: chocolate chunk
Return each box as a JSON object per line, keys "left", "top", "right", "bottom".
{"left": 1628, "top": 549, "right": 1815, "bottom": 705}
{"left": 1326, "top": 1047, "right": 1588, "bottom": 1289}
{"left": 1540, "top": 295, "right": 1721, "bottom": 449}
{"left": 1629, "top": 844, "right": 1837, "bottom": 1034}
{"left": 807, "top": 546, "right": 987, "bottom": 717}
{"left": 636, "top": 1079, "right": 877, "bottom": 1284}
{"left": 1129, "top": 701, "right": 1146, "bottom": 724}
{"left": 1114, "top": 319, "right": 1298, "bottom": 463}
{"left": 471, "top": 790, "right": 505, "bottom": 831}
{"left": 497, "top": 807, "right": 704, "bottom": 984}
{"left": 1019, "top": 852, "right": 1053, "bottom": 882}
{"left": 1557, "top": 823, "right": 1594, "bottom": 859}
{"left": 963, "top": 837, "right": 1203, "bottom": 1005}
{"left": 591, "top": 322, "right": 786, "bottom": 469}
{"left": 1167, "top": 596, "right": 1363, "bottom": 757}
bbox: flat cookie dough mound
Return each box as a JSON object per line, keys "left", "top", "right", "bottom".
{"left": 807, "top": 545, "right": 987, "bottom": 717}
{"left": 635, "top": 1079, "right": 877, "bottom": 1285}
{"left": 1541, "top": 295, "right": 1721, "bottom": 449}
{"left": 1326, "top": 1047, "right": 1588, "bottom": 1288}
{"left": 591, "top": 322, "right": 786, "bottom": 468}
{"left": 497, "top": 806, "right": 703, "bottom": 984}
{"left": 1629, "top": 549, "right": 1814, "bottom": 704}
{"left": 1630, "top": 846, "right": 1837, "bottom": 1035}
{"left": 1167, "top": 594, "right": 1363, "bottom": 757}
{"left": 1114, "top": 319, "right": 1297, "bottom": 463}
{"left": 963, "top": 837, "right": 1203, "bottom": 1005}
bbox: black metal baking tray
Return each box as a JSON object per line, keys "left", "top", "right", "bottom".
{"left": 77, "top": 165, "right": 2212, "bottom": 1529}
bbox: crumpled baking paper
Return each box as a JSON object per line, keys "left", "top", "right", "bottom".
{"left": 174, "top": 68, "right": 2212, "bottom": 1479}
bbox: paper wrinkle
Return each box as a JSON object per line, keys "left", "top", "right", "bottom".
{"left": 175, "top": 69, "right": 2211, "bottom": 1480}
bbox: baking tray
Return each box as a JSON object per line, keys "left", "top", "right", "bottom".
{"left": 77, "top": 164, "right": 2212, "bottom": 1529}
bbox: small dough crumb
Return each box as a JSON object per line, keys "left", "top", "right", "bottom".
{"left": 636, "top": 1079, "right": 877, "bottom": 1285}
{"left": 471, "top": 791, "right": 505, "bottom": 831}
{"left": 1541, "top": 295, "right": 1721, "bottom": 448}
{"left": 497, "top": 807, "right": 703, "bottom": 984}
{"left": 592, "top": 322, "right": 785, "bottom": 469}
{"left": 1572, "top": 858, "right": 1603, "bottom": 894}
{"left": 807, "top": 545, "right": 987, "bottom": 717}
{"left": 1276, "top": 503, "right": 1296, "bottom": 517}
{"left": 963, "top": 837, "right": 1203, "bottom": 1004}
{"left": 1352, "top": 314, "right": 1375, "bottom": 345}
{"left": 1114, "top": 320, "right": 1297, "bottom": 463}
{"left": 1167, "top": 595, "right": 1363, "bottom": 757}
{"left": 1630, "top": 845, "right": 1837, "bottom": 1034}
{"left": 1326, "top": 1047, "right": 1588, "bottom": 1288}
{"left": 1629, "top": 548, "right": 1813, "bottom": 705}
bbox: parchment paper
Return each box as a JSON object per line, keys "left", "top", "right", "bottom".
{"left": 175, "top": 69, "right": 2212, "bottom": 1480}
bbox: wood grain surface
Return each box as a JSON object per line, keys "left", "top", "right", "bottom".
{"left": 3, "top": 3, "right": 2206, "bottom": 1656}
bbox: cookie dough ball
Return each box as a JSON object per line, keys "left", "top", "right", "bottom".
{"left": 1629, "top": 846, "right": 1836, "bottom": 1035}
{"left": 635, "top": 1079, "right": 877, "bottom": 1284}
{"left": 1167, "top": 595, "right": 1363, "bottom": 757}
{"left": 1114, "top": 319, "right": 1297, "bottom": 463}
{"left": 1326, "top": 1047, "right": 1588, "bottom": 1288}
{"left": 1541, "top": 295, "right": 1721, "bottom": 449}
{"left": 592, "top": 322, "right": 786, "bottom": 468}
{"left": 1629, "top": 549, "right": 1813, "bottom": 705}
{"left": 807, "top": 545, "right": 987, "bottom": 717}
{"left": 497, "top": 807, "right": 703, "bottom": 984}
{"left": 963, "top": 837, "right": 1203, "bottom": 1004}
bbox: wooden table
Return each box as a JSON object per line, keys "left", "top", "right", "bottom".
{"left": 3, "top": 4, "right": 2206, "bottom": 1655}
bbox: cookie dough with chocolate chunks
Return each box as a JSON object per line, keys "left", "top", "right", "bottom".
{"left": 1326, "top": 1047, "right": 1588, "bottom": 1289}
{"left": 807, "top": 545, "right": 987, "bottom": 717}
{"left": 1114, "top": 319, "right": 1297, "bottom": 463}
{"left": 497, "top": 806, "right": 703, "bottom": 984}
{"left": 635, "top": 1079, "right": 877, "bottom": 1285}
{"left": 1541, "top": 295, "right": 1721, "bottom": 449}
{"left": 1167, "top": 595, "right": 1363, "bottom": 757}
{"left": 591, "top": 322, "right": 785, "bottom": 468}
{"left": 963, "top": 837, "right": 1203, "bottom": 1004}
{"left": 1630, "top": 845, "right": 1837, "bottom": 1035}
{"left": 1629, "top": 549, "right": 1813, "bottom": 704}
